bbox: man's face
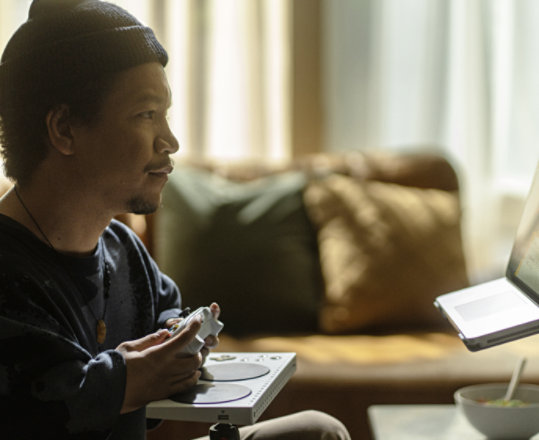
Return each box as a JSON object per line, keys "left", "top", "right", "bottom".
{"left": 71, "top": 62, "right": 179, "bottom": 215}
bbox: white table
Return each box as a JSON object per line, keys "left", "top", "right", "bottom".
{"left": 368, "top": 404, "right": 539, "bottom": 440}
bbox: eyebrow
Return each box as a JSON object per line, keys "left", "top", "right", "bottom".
{"left": 132, "top": 91, "right": 172, "bottom": 107}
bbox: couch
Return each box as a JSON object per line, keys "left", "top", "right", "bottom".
{"left": 3, "top": 152, "right": 539, "bottom": 439}
{"left": 143, "top": 149, "right": 539, "bottom": 440}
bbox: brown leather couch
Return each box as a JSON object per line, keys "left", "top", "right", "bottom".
{"left": 143, "top": 150, "right": 539, "bottom": 439}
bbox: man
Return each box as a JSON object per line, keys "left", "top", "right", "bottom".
{"left": 0, "top": 1, "right": 350, "bottom": 439}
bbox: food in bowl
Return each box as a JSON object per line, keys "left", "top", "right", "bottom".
{"left": 455, "top": 383, "right": 539, "bottom": 439}
{"left": 482, "top": 398, "right": 528, "bottom": 407}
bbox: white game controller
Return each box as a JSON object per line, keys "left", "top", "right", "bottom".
{"left": 169, "top": 307, "right": 224, "bottom": 355}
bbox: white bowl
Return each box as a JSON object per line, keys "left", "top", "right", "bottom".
{"left": 455, "top": 383, "right": 539, "bottom": 439}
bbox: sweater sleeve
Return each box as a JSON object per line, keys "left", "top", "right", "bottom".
{"left": 155, "top": 268, "right": 183, "bottom": 327}
{"left": 0, "top": 275, "right": 127, "bottom": 438}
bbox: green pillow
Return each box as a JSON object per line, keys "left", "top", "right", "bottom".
{"left": 156, "top": 166, "right": 323, "bottom": 335}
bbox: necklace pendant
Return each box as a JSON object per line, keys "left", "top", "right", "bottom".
{"left": 97, "top": 319, "right": 107, "bottom": 344}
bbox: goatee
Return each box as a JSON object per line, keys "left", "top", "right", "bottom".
{"left": 126, "top": 197, "right": 159, "bottom": 215}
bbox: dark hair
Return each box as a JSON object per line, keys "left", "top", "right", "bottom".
{"left": 0, "top": 73, "right": 117, "bottom": 186}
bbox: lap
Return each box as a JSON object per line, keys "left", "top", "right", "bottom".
{"left": 193, "top": 410, "right": 350, "bottom": 440}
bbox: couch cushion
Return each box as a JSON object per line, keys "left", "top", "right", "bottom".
{"left": 215, "top": 332, "right": 539, "bottom": 386}
{"left": 156, "top": 166, "right": 323, "bottom": 335}
{"left": 303, "top": 174, "right": 469, "bottom": 333}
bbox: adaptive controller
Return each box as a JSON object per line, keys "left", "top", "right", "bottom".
{"left": 169, "top": 307, "right": 224, "bottom": 355}
{"left": 151, "top": 308, "right": 295, "bottom": 440}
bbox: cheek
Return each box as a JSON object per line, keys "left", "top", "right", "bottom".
{"left": 105, "top": 132, "right": 153, "bottom": 166}
{"left": 77, "top": 121, "right": 156, "bottom": 175}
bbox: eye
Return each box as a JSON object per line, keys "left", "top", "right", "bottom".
{"left": 138, "top": 110, "right": 156, "bottom": 119}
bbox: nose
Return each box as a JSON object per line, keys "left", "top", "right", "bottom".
{"left": 155, "top": 122, "right": 180, "bottom": 154}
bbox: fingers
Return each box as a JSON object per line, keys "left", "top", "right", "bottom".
{"left": 172, "top": 357, "right": 202, "bottom": 379}
{"left": 117, "top": 329, "right": 170, "bottom": 353}
{"left": 169, "top": 369, "right": 201, "bottom": 395}
{"left": 201, "top": 346, "right": 210, "bottom": 359}
{"left": 161, "top": 304, "right": 220, "bottom": 359}
{"left": 120, "top": 347, "right": 202, "bottom": 412}
{"left": 204, "top": 303, "right": 220, "bottom": 349}
{"left": 209, "top": 302, "right": 220, "bottom": 319}
{"left": 165, "top": 317, "right": 181, "bottom": 328}
{"left": 161, "top": 317, "right": 202, "bottom": 355}
{"left": 167, "top": 303, "right": 220, "bottom": 329}
{"left": 204, "top": 334, "right": 219, "bottom": 349}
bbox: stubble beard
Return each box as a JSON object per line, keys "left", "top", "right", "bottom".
{"left": 126, "top": 196, "right": 160, "bottom": 215}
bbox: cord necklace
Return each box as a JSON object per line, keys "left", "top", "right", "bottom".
{"left": 14, "top": 186, "right": 111, "bottom": 344}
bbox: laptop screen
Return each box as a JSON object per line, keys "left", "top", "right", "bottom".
{"left": 507, "top": 163, "right": 539, "bottom": 301}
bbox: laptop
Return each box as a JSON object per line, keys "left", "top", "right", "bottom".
{"left": 434, "top": 162, "right": 539, "bottom": 351}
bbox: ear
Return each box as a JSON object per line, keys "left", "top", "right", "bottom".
{"left": 45, "top": 105, "right": 75, "bottom": 156}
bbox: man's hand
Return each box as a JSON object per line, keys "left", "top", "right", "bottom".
{"left": 165, "top": 302, "right": 221, "bottom": 363}
{"left": 116, "top": 318, "right": 204, "bottom": 414}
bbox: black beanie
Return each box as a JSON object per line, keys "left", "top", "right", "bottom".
{"left": 0, "top": 0, "right": 168, "bottom": 104}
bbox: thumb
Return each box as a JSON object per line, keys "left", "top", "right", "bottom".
{"left": 117, "top": 329, "right": 170, "bottom": 353}
{"left": 162, "top": 318, "right": 202, "bottom": 352}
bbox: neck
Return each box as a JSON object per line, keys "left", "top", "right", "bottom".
{"left": 0, "top": 182, "right": 114, "bottom": 256}
{"left": 13, "top": 185, "right": 55, "bottom": 249}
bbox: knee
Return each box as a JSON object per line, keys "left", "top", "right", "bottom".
{"left": 296, "top": 410, "right": 351, "bottom": 440}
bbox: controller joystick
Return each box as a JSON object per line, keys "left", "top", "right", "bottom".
{"left": 169, "top": 307, "right": 224, "bottom": 355}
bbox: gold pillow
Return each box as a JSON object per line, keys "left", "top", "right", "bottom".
{"left": 304, "top": 175, "right": 469, "bottom": 333}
